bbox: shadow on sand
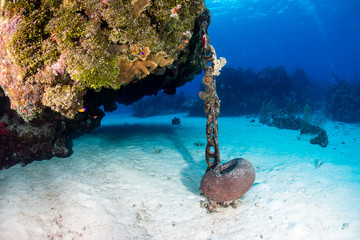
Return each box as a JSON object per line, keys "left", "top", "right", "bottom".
{"left": 87, "top": 122, "right": 206, "bottom": 195}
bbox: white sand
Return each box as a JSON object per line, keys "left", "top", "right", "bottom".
{"left": 0, "top": 113, "right": 359, "bottom": 240}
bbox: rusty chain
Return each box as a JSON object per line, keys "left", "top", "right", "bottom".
{"left": 199, "top": 9, "right": 221, "bottom": 172}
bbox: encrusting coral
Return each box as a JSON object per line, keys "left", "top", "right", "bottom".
{"left": 0, "top": 0, "right": 208, "bottom": 169}
{"left": 0, "top": 0, "right": 205, "bottom": 121}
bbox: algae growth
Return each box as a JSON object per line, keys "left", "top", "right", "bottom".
{"left": 0, "top": 0, "right": 205, "bottom": 120}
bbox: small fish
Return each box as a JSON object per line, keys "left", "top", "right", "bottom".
{"left": 78, "top": 108, "right": 87, "bottom": 113}
{"left": 92, "top": 116, "right": 97, "bottom": 119}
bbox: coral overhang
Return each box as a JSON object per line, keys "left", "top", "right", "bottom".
{"left": 0, "top": 0, "right": 205, "bottom": 121}
{"left": 0, "top": 0, "right": 207, "bottom": 169}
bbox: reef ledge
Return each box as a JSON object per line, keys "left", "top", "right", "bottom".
{"left": 0, "top": 0, "right": 207, "bottom": 169}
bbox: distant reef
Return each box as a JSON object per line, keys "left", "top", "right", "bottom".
{"left": 132, "top": 91, "right": 188, "bottom": 118}
{"left": 187, "top": 66, "right": 323, "bottom": 116}
{"left": 326, "top": 79, "right": 360, "bottom": 123}
{"left": 0, "top": 0, "right": 207, "bottom": 169}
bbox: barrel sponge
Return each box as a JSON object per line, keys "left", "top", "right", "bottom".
{"left": 131, "top": 0, "right": 150, "bottom": 19}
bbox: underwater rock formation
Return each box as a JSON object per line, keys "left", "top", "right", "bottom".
{"left": 300, "top": 121, "right": 329, "bottom": 148}
{"left": 259, "top": 109, "right": 328, "bottom": 147}
{"left": 259, "top": 110, "right": 301, "bottom": 130}
{"left": 0, "top": 93, "right": 103, "bottom": 169}
{"left": 0, "top": 0, "right": 205, "bottom": 120}
{"left": 0, "top": 0, "right": 207, "bottom": 168}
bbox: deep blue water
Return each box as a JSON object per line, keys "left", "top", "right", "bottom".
{"left": 181, "top": 0, "right": 360, "bottom": 96}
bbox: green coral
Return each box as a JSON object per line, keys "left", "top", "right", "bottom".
{"left": 42, "top": 84, "right": 83, "bottom": 118}
{"left": 66, "top": 52, "right": 120, "bottom": 89}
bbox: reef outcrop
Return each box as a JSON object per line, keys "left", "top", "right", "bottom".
{"left": 0, "top": 93, "right": 104, "bottom": 169}
{"left": 0, "top": 0, "right": 207, "bottom": 168}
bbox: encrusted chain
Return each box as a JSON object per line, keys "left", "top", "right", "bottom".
{"left": 199, "top": 9, "right": 222, "bottom": 172}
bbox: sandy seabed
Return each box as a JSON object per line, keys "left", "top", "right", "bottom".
{"left": 0, "top": 113, "right": 359, "bottom": 240}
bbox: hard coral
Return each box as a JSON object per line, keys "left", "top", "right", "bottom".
{"left": 42, "top": 85, "right": 84, "bottom": 118}
{"left": 0, "top": 93, "right": 105, "bottom": 169}
{"left": 0, "top": 0, "right": 205, "bottom": 121}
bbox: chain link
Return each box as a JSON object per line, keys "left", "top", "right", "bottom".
{"left": 199, "top": 9, "right": 221, "bottom": 172}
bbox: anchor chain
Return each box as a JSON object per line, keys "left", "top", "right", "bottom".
{"left": 199, "top": 9, "right": 225, "bottom": 172}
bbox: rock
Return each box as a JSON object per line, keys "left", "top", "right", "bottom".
{"left": 0, "top": 1, "right": 207, "bottom": 168}
{"left": 260, "top": 111, "right": 301, "bottom": 130}
{"left": 200, "top": 158, "right": 255, "bottom": 202}
{"left": 0, "top": 0, "right": 206, "bottom": 121}
{"left": 0, "top": 94, "right": 104, "bottom": 169}
{"left": 300, "top": 121, "right": 329, "bottom": 147}
{"left": 171, "top": 117, "right": 181, "bottom": 125}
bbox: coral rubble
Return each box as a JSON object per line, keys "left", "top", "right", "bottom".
{"left": 0, "top": 0, "right": 207, "bottom": 168}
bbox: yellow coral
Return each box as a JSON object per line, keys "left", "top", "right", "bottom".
{"left": 154, "top": 52, "right": 174, "bottom": 67}
{"left": 116, "top": 50, "right": 174, "bottom": 85}
{"left": 131, "top": 44, "right": 139, "bottom": 55}
{"left": 117, "top": 57, "right": 157, "bottom": 85}
{"left": 131, "top": 0, "right": 150, "bottom": 19}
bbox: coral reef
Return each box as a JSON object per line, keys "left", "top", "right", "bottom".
{"left": 0, "top": 0, "right": 207, "bottom": 168}
{"left": 0, "top": 93, "right": 104, "bottom": 169}
{"left": 0, "top": 0, "right": 205, "bottom": 121}
{"left": 259, "top": 106, "right": 328, "bottom": 147}
{"left": 300, "top": 121, "right": 329, "bottom": 148}
{"left": 188, "top": 66, "right": 321, "bottom": 116}
{"left": 326, "top": 79, "right": 360, "bottom": 123}
{"left": 259, "top": 110, "right": 301, "bottom": 130}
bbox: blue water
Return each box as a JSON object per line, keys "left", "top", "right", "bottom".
{"left": 182, "top": 0, "right": 360, "bottom": 96}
